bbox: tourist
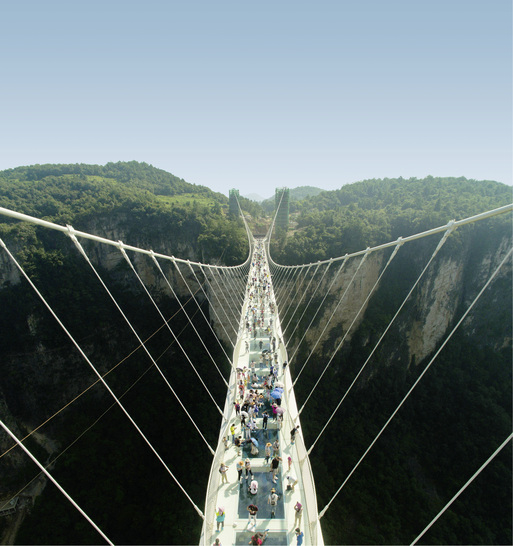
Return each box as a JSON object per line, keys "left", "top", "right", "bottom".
{"left": 294, "top": 502, "right": 303, "bottom": 527}
{"left": 264, "top": 442, "right": 272, "bottom": 464}
{"left": 248, "top": 479, "right": 258, "bottom": 495}
{"left": 215, "top": 507, "right": 225, "bottom": 531}
{"left": 270, "top": 456, "right": 281, "bottom": 483}
{"left": 247, "top": 503, "right": 258, "bottom": 527}
{"left": 237, "top": 460, "right": 244, "bottom": 483}
{"left": 245, "top": 458, "right": 254, "bottom": 480}
{"left": 267, "top": 488, "right": 279, "bottom": 518}
{"left": 286, "top": 474, "right": 298, "bottom": 491}
{"left": 290, "top": 425, "right": 300, "bottom": 445}
{"left": 219, "top": 462, "right": 229, "bottom": 484}
{"left": 262, "top": 411, "right": 269, "bottom": 430}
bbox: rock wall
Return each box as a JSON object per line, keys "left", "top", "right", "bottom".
{"left": 278, "top": 228, "right": 512, "bottom": 374}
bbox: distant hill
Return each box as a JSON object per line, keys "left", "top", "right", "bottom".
{"left": 242, "top": 193, "right": 265, "bottom": 202}
{"left": 271, "top": 176, "right": 512, "bottom": 263}
{"left": 0, "top": 161, "right": 250, "bottom": 265}
{"left": 261, "top": 185, "right": 326, "bottom": 212}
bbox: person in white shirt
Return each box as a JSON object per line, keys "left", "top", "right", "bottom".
{"left": 286, "top": 474, "right": 298, "bottom": 491}
{"left": 249, "top": 479, "right": 258, "bottom": 495}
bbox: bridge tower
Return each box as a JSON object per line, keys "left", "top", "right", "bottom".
{"left": 229, "top": 189, "right": 240, "bottom": 217}
{"left": 274, "top": 188, "right": 290, "bottom": 231}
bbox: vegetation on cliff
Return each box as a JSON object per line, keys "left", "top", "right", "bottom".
{"left": 0, "top": 165, "right": 511, "bottom": 544}
{"left": 0, "top": 162, "right": 250, "bottom": 266}
{"left": 270, "top": 176, "right": 512, "bottom": 264}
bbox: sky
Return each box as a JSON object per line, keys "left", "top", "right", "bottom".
{"left": 1, "top": 0, "right": 511, "bottom": 199}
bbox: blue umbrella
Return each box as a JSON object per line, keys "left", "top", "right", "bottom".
{"left": 270, "top": 388, "right": 283, "bottom": 399}
{"left": 250, "top": 438, "right": 259, "bottom": 447}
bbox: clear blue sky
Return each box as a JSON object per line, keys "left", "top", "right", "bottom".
{"left": 1, "top": 0, "right": 511, "bottom": 198}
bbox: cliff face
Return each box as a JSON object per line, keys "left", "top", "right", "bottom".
{"left": 0, "top": 208, "right": 510, "bottom": 545}
{"left": 0, "top": 216, "right": 208, "bottom": 497}
{"left": 281, "top": 228, "right": 512, "bottom": 377}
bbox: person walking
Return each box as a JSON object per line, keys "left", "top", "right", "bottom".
{"left": 294, "top": 502, "right": 303, "bottom": 528}
{"left": 267, "top": 488, "right": 279, "bottom": 518}
{"left": 290, "top": 425, "right": 300, "bottom": 445}
{"left": 295, "top": 528, "right": 304, "bottom": 545}
{"left": 219, "top": 462, "right": 229, "bottom": 484}
{"left": 270, "top": 456, "right": 281, "bottom": 483}
{"left": 262, "top": 411, "right": 269, "bottom": 430}
{"left": 247, "top": 503, "right": 258, "bottom": 528}
{"left": 245, "top": 458, "right": 254, "bottom": 480}
{"left": 237, "top": 459, "right": 244, "bottom": 483}
{"left": 277, "top": 413, "right": 283, "bottom": 430}
{"left": 230, "top": 423, "right": 236, "bottom": 444}
{"left": 215, "top": 507, "right": 225, "bottom": 531}
{"left": 235, "top": 436, "right": 242, "bottom": 456}
{"left": 264, "top": 442, "right": 272, "bottom": 464}
{"left": 285, "top": 474, "right": 298, "bottom": 491}
{"left": 248, "top": 479, "right": 258, "bottom": 495}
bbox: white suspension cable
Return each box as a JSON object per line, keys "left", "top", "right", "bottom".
{"left": 187, "top": 262, "right": 236, "bottom": 346}
{"left": 0, "top": 418, "right": 114, "bottom": 545}
{"left": 281, "top": 265, "right": 314, "bottom": 331}
{"left": 219, "top": 268, "right": 243, "bottom": 312}
{"left": 118, "top": 243, "right": 224, "bottom": 415}
{"left": 172, "top": 260, "right": 234, "bottom": 363}
{"left": 410, "top": 432, "right": 513, "bottom": 545}
{"left": 283, "top": 262, "right": 322, "bottom": 336}
{"left": 0, "top": 236, "right": 206, "bottom": 519}
{"left": 203, "top": 266, "right": 240, "bottom": 330}
{"left": 293, "top": 250, "right": 371, "bottom": 390}
{"left": 149, "top": 251, "right": 229, "bottom": 388}
{"left": 66, "top": 229, "right": 216, "bottom": 456}
{"left": 301, "top": 242, "right": 403, "bottom": 418}
{"left": 306, "top": 242, "right": 404, "bottom": 448}
{"left": 266, "top": 204, "right": 513, "bottom": 269}
{"left": 274, "top": 266, "right": 298, "bottom": 311}
{"left": 303, "top": 224, "right": 453, "bottom": 415}
{"left": 287, "top": 260, "right": 333, "bottom": 348}
{"left": 205, "top": 265, "right": 241, "bottom": 330}
{"left": 318, "top": 245, "right": 512, "bottom": 520}
{"left": 289, "top": 255, "right": 349, "bottom": 366}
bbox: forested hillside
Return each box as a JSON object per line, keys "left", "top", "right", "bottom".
{"left": 271, "top": 176, "right": 512, "bottom": 263}
{"left": 0, "top": 167, "right": 511, "bottom": 545}
{"left": 260, "top": 185, "right": 326, "bottom": 213}
{"left": 271, "top": 177, "right": 512, "bottom": 545}
{"left": 0, "top": 162, "right": 250, "bottom": 266}
{"left": 0, "top": 162, "right": 250, "bottom": 544}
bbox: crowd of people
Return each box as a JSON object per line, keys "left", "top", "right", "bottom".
{"left": 213, "top": 242, "right": 305, "bottom": 545}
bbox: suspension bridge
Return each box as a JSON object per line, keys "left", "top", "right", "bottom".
{"left": 0, "top": 200, "right": 511, "bottom": 545}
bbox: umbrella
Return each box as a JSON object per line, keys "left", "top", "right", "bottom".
{"left": 274, "top": 381, "right": 284, "bottom": 388}
{"left": 250, "top": 438, "right": 259, "bottom": 447}
{"left": 275, "top": 407, "right": 285, "bottom": 415}
{"left": 240, "top": 411, "right": 249, "bottom": 418}
{"left": 270, "top": 386, "right": 283, "bottom": 396}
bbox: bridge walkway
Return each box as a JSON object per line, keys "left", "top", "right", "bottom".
{"left": 200, "top": 239, "right": 323, "bottom": 546}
